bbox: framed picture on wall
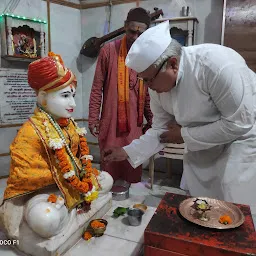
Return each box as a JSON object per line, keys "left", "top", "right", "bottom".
{"left": 0, "top": 14, "right": 47, "bottom": 62}
{"left": 12, "top": 25, "right": 41, "bottom": 58}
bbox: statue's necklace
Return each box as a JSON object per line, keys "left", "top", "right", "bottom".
{"left": 38, "top": 106, "right": 81, "bottom": 171}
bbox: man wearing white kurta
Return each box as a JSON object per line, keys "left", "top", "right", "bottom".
{"left": 103, "top": 21, "right": 256, "bottom": 213}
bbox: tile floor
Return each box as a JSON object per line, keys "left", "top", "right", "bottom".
{"left": 0, "top": 170, "right": 186, "bottom": 256}
{"left": 0, "top": 170, "right": 255, "bottom": 256}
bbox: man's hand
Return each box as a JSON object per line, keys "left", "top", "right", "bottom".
{"left": 89, "top": 121, "right": 100, "bottom": 137}
{"left": 102, "top": 147, "right": 128, "bottom": 163}
{"left": 160, "top": 123, "right": 184, "bottom": 144}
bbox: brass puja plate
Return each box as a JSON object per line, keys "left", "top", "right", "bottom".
{"left": 179, "top": 197, "right": 245, "bottom": 229}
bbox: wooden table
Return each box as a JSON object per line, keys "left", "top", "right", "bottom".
{"left": 144, "top": 193, "right": 256, "bottom": 256}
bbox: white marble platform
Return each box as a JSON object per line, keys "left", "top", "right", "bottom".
{"left": 0, "top": 180, "right": 156, "bottom": 256}
{"left": 104, "top": 201, "right": 156, "bottom": 244}
{"left": 16, "top": 193, "right": 112, "bottom": 256}
{"left": 64, "top": 194, "right": 156, "bottom": 256}
{"left": 63, "top": 184, "right": 186, "bottom": 256}
{"left": 1, "top": 177, "right": 256, "bottom": 256}
{"left": 65, "top": 234, "right": 143, "bottom": 256}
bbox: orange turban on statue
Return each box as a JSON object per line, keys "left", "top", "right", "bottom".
{"left": 28, "top": 52, "right": 77, "bottom": 92}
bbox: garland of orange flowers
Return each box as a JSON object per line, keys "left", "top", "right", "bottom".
{"left": 40, "top": 107, "right": 100, "bottom": 202}
{"left": 91, "top": 220, "right": 105, "bottom": 229}
{"left": 83, "top": 231, "right": 92, "bottom": 240}
{"left": 219, "top": 215, "right": 232, "bottom": 225}
{"left": 55, "top": 147, "right": 89, "bottom": 193}
{"left": 57, "top": 117, "right": 70, "bottom": 127}
{"left": 48, "top": 194, "right": 57, "bottom": 203}
{"left": 54, "top": 127, "right": 99, "bottom": 196}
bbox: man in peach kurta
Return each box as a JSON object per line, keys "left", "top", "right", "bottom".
{"left": 89, "top": 8, "right": 153, "bottom": 183}
{"left": 3, "top": 54, "right": 100, "bottom": 210}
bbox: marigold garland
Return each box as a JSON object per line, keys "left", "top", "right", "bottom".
{"left": 57, "top": 118, "right": 70, "bottom": 127}
{"left": 41, "top": 109, "right": 100, "bottom": 203}
{"left": 54, "top": 142, "right": 96, "bottom": 194}
{"left": 58, "top": 125, "right": 98, "bottom": 199}
{"left": 48, "top": 194, "right": 57, "bottom": 203}
{"left": 219, "top": 215, "right": 232, "bottom": 225}
{"left": 83, "top": 231, "right": 92, "bottom": 241}
{"left": 91, "top": 220, "right": 105, "bottom": 229}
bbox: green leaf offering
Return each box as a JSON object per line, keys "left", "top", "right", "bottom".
{"left": 113, "top": 207, "right": 129, "bottom": 217}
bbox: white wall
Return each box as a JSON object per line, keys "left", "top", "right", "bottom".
{"left": 79, "top": 0, "right": 224, "bottom": 168}
{"left": 80, "top": 6, "right": 108, "bottom": 118}
{"left": 0, "top": 0, "right": 83, "bottom": 116}
{"left": 0, "top": 0, "right": 83, "bottom": 176}
{"left": 80, "top": 0, "right": 224, "bottom": 118}
{"left": 78, "top": 6, "right": 108, "bottom": 148}
{"left": 109, "top": 0, "right": 223, "bottom": 44}
{"left": 0, "top": 0, "right": 224, "bottom": 176}
{"left": 48, "top": 3, "right": 83, "bottom": 119}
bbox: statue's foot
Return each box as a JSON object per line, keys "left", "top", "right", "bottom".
{"left": 25, "top": 194, "right": 69, "bottom": 238}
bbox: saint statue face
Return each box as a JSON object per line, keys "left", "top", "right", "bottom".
{"left": 44, "top": 84, "right": 76, "bottom": 119}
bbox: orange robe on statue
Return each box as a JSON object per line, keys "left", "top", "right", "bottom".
{"left": 4, "top": 108, "right": 97, "bottom": 210}
{"left": 89, "top": 38, "right": 153, "bottom": 183}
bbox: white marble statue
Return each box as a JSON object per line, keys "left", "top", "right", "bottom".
{"left": 0, "top": 53, "right": 113, "bottom": 256}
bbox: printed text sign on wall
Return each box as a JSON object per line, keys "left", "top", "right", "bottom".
{"left": 0, "top": 69, "right": 36, "bottom": 124}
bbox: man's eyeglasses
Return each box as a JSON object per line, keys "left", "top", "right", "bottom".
{"left": 137, "top": 60, "right": 167, "bottom": 84}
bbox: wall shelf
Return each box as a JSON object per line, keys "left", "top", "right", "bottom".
{"left": 2, "top": 55, "right": 39, "bottom": 62}
{"left": 153, "top": 17, "right": 199, "bottom": 23}
{"left": 152, "top": 16, "right": 199, "bottom": 46}
{"left": 1, "top": 15, "right": 46, "bottom": 60}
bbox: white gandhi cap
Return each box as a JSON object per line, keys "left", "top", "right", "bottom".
{"left": 125, "top": 21, "right": 172, "bottom": 73}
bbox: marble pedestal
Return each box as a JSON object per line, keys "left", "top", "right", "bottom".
{"left": 65, "top": 194, "right": 157, "bottom": 256}
{"left": 2, "top": 193, "right": 112, "bottom": 256}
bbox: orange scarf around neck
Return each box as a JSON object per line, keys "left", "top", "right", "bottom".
{"left": 117, "top": 35, "right": 145, "bottom": 134}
